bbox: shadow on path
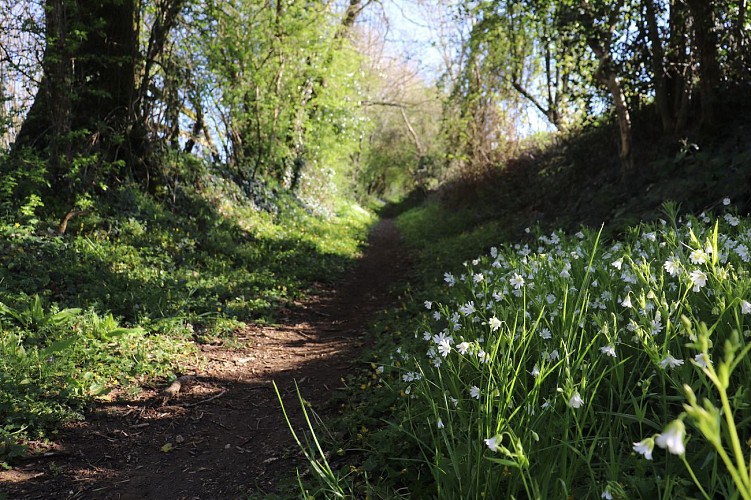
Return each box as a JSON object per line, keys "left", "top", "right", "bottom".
{"left": 1, "top": 219, "right": 409, "bottom": 499}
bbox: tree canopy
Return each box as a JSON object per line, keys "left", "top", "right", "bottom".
{"left": 0, "top": 0, "right": 749, "bottom": 207}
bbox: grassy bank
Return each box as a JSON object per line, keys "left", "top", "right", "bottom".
{"left": 292, "top": 118, "right": 751, "bottom": 498}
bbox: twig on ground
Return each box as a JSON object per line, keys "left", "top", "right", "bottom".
{"left": 181, "top": 389, "right": 227, "bottom": 408}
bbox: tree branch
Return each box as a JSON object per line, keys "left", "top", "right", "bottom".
{"left": 400, "top": 107, "right": 424, "bottom": 156}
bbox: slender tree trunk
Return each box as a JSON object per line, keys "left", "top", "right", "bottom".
{"left": 601, "top": 72, "right": 633, "bottom": 171}
{"left": 580, "top": 1, "right": 633, "bottom": 173}
{"left": 737, "top": 0, "right": 747, "bottom": 57}
{"left": 644, "top": 0, "right": 675, "bottom": 133}
{"left": 667, "top": 0, "right": 691, "bottom": 132}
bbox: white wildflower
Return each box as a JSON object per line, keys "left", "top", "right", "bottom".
{"left": 736, "top": 243, "right": 750, "bottom": 262}
{"left": 655, "top": 420, "right": 686, "bottom": 455}
{"left": 693, "top": 353, "right": 710, "bottom": 369}
{"left": 659, "top": 353, "right": 684, "bottom": 369}
{"left": 484, "top": 435, "right": 501, "bottom": 452}
{"left": 470, "top": 386, "right": 481, "bottom": 400}
{"left": 457, "top": 342, "right": 471, "bottom": 355}
{"left": 510, "top": 273, "right": 525, "bottom": 290}
{"left": 568, "top": 391, "right": 584, "bottom": 408}
{"left": 633, "top": 438, "right": 654, "bottom": 460}
{"left": 459, "top": 301, "right": 476, "bottom": 316}
{"left": 690, "top": 269, "right": 708, "bottom": 292}
{"left": 650, "top": 311, "right": 664, "bottom": 335}
{"left": 599, "top": 345, "right": 617, "bottom": 357}
{"left": 438, "top": 339, "right": 452, "bottom": 357}
{"left": 433, "top": 330, "right": 452, "bottom": 345}
{"left": 690, "top": 249, "right": 707, "bottom": 265}
{"left": 489, "top": 316, "right": 502, "bottom": 332}
{"left": 663, "top": 256, "right": 680, "bottom": 277}
{"left": 725, "top": 214, "right": 740, "bottom": 227}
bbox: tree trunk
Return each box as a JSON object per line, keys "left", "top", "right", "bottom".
{"left": 13, "top": 0, "right": 138, "bottom": 193}
{"left": 14, "top": 0, "right": 72, "bottom": 164}
{"left": 580, "top": 1, "right": 633, "bottom": 173}
{"left": 667, "top": 0, "right": 691, "bottom": 132}
{"left": 686, "top": 0, "right": 721, "bottom": 129}
{"left": 644, "top": 0, "right": 675, "bottom": 134}
{"left": 601, "top": 72, "right": 633, "bottom": 172}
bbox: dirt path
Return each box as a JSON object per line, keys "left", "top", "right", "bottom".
{"left": 1, "top": 218, "right": 409, "bottom": 499}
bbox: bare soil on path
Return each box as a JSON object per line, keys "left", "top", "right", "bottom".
{"left": 1, "top": 218, "right": 409, "bottom": 499}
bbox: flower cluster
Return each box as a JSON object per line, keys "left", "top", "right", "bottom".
{"left": 391, "top": 202, "right": 751, "bottom": 497}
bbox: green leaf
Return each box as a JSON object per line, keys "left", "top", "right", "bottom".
{"left": 40, "top": 337, "right": 76, "bottom": 356}
{"left": 105, "top": 327, "right": 144, "bottom": 338}
{"left": 0, "top": 301, "right": 24, "bottom": 324}
{"left": 49, "top": 308, "right": 82, "bottom": 326}
{"left": 88, "top": 382, "right": 109, "bottom": 397}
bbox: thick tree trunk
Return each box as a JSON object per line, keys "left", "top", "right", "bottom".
{"left": 15, "top": 0, "right": 72, "bottom": 159}
{"left": 13, "top": 0, "right": 138, "bottom": 191}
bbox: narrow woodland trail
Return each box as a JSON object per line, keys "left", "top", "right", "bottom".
{"left": 1, "top": 219, "right": 409, "bottom": 499}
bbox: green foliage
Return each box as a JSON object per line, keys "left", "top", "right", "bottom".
{"left": 0, "top": 298, "right": 190, "bottom": 457}
{"left": 301, "top": 201, "right": 751, "bottom": 498}
{"left": 194, "top": 0, "right": 369, "bottom": 210}
{"left": 0, "top": 164, "right": 373, "bottom": 460}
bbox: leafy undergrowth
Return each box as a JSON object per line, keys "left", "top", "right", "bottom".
{"left": 289, "top": 120, "right": 751, "bottom": 498}
{"left": 297, "top": 204, "right": 751, "bottom": 499}
{"left": 388, "top": 204, "right": 751, "bottom": 498}
{"left": 0, "top": 176, "right": 373, "bottom": 461}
